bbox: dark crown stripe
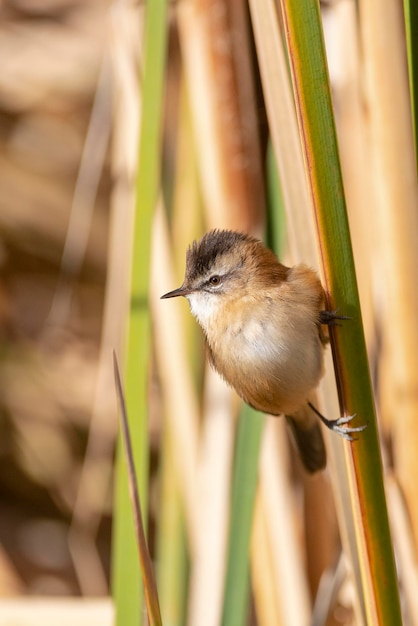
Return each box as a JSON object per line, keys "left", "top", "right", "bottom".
{"left": 186, "top": 230, "right": 256, "bottom": 281}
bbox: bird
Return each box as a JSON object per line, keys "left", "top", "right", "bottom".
{"left": 161, "top": 229, "right": 366, "bottom": 472}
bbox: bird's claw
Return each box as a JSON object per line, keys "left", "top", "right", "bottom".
{"left": 327, "top": 414, "right": 368, "bottom": 441}
{"left": 319, "top": 309, "right": 351, "bottom": 326}
{"left": 308, "top": 403, "right": 368, "bottom": 441}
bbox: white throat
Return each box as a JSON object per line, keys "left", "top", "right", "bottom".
{"left": 186, "top": 291, "right": 221, "bottom": 330}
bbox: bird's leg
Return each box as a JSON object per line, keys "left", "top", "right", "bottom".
{"left": 315, "top": 311, "right": 367, "bottom": 439}
{"left": 308, "top": 402, "right": 368, "bottom": 441}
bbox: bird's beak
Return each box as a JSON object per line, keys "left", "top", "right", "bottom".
{"left": 161, "top": 285, "right": 192, "bottom": 299}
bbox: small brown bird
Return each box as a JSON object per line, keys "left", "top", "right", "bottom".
{"left": 161, "top": 229, "right": 365, "bottom": 472}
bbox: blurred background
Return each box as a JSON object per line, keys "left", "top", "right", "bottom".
{"left": 0, "top": 0, "right": 417, "bottom": 625}
{"left": 0, "top": 0, "right": 113, "bottom": 599}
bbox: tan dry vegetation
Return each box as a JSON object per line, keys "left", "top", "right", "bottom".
{"left": 1, "top": 1, "right": 417, "bottom": 625}
{"left": 0, "top": 0, "right": 113, "bottom": 598}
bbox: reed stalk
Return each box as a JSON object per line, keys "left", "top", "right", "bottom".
{"left": 279, "top": 0, "right": 402, "bottom": 623}
{"left": 112, "top": 1, "right": 168, "bottom": 624}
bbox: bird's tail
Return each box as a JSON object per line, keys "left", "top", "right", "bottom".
{"left": 285, "top": 404, "right": 326, "bottom": 473}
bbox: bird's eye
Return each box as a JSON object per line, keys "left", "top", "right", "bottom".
{"left": 209, "top": 275, "right": 221, "bottom": 286}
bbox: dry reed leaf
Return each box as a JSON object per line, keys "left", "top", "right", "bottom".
{"left": 386, "top": 476, "right": 418, "bottom": 625}
{"left": 151, "top": 203, "right": 200, "bottom": 544}
{"left": 251, "top": 491, "right": 282, "bottom": 626}
{"left": 322, "top": 0, "right": 377, "bottom": 350}
{"left": 359, "top": 0, "right": 418, "bottom": 549}
{"left": 255, "top": 419, "right": 311, "bottom": 625}
{"left": 177, "top": 0, "right": 264, "bottom": 235}
{"left": 248, "top": 0, "right": 317, "bottom": 261}
{"left": 170, "top": 83, "right": 204, "bottom": 281}
{"left": 316, "top": 354, "right": 368, "bottom": 626}
{"left": 303, "top": 470, "right": 339, "bottom": 597}
{"left": 187, "top": 368, "right": 234, "bottom": 626}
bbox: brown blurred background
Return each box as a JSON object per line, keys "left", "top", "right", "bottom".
{"left": 0, "top": 0, "right": 113, "bottom": 596}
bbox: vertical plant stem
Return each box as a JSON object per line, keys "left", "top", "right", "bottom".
{"left": 403, "top": 0, "right": 418, "bottom": 163}
{"left": 114, "top": 353, "right": 162, "bottom": 626}
{"left": 279, "top": 0, "right": 402, "bottom": 624}
{"left": 221, "top": 406, "right": 264, "bottom": 626}
{"left": 360, "top": 0, "right": 418, "bottom": 552}
{"left": 156, "top": 426, "right": 188, "bottom": 626}
{"left": 112, "top": 1, "right": 168, "bottom": 624}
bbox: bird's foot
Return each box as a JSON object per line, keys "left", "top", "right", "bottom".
{"left": 319, "top": 309, "right": 351, "bottom": 327}
{"left": 308, "top": 402, "right": 368, "bottom": 441}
